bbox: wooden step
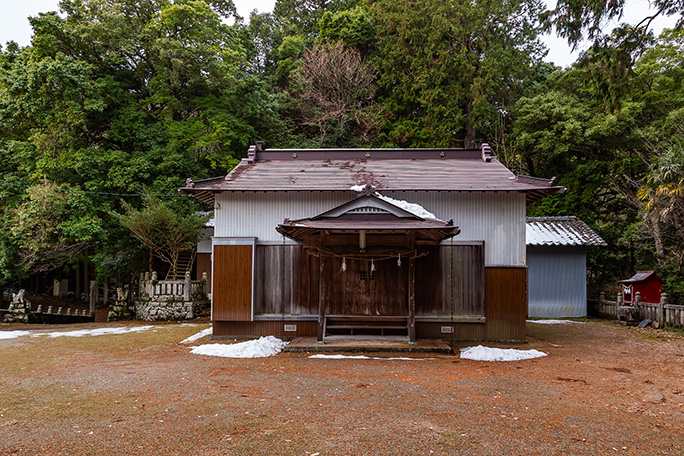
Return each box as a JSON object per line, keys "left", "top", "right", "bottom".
{"left": 327, "top": 325, "right": 408, "bottom": 330}
{"left": 166, "top": 250, "right": 197, "bottom": 280}
{"left": 326, "top": 315, "right": 408, "bottom": 321}
{"left": 324, "top": 315, "right": 410, "bottom": 337}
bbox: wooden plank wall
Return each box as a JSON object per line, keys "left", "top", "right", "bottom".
{"left": 442, "top": 245, "right": 485, "bottom": 316}
{"left": 214, "top": 320, "right": 318, "bottom": 338}
{"left": 299, "top": 247, "right": 320, "bottom": 314}
{"left": 213, "top": 245, "right": 253, "bottom": 321}
{"left": 254, "top": 245, "right": 303, "bottom": 315}
{"left": 415, "top": 245, "right": 485, "bottom": 317}
{"left": 484, "top": 267, "right": 527, "bottom": 340}
{"left": 324, "top": 256, "right": 408, "bottom": 315}
{"left": 415, "top": 246, "right": 441, "bottom": 315}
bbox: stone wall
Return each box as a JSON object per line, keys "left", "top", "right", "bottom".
{"left": 135, "top": 297, "right": 195, "bottom": 321}
{"left": 133, "top": 271, "right": 208, "bottom": 321}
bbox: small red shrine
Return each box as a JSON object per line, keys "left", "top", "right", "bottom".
{"left": 619, "top": 271, "right": 664, "bottom": 305}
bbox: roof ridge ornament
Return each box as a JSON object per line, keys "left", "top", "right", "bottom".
{"left": 481, "top": 143, "right": 493, "bottom": 162}
{"left": 247, "top": 145, "right": 257, "bottom": 163}
{"left": 359, "top": 184, "right": 376, "bottom": 197}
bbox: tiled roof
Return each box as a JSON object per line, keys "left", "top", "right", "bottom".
{"left": 180, "top": 145, "right": 565, "bottom": 205}
{"left": 526, "top": 216, "right": 606, "bottom": 246}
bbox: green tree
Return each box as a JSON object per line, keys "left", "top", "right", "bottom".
{"left": 115, "top": 194, "right": 210, "bottom": 279}
{"left": 5, "top": 182, "right": 99, "bottom": 277}
{"left": 546, "top": 0, "right": 683, "bottom": 49}
{"left": 370, "top": 0, "right": 547, "bottom": 147}
{"left": 511, "top": 28, "right": 684, "bottom": 298}
{"left": 0, "top": 0, "right": 282, "bottom": 284}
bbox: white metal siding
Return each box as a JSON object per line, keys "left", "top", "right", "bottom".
{"left": 527, "top": 246, "right": 587, "bottom": 318}
{"left": 215, "top": 191, "right": 526, "bottom": 266}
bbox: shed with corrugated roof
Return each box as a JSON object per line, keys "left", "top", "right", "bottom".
{"left": 526, "top": 216, "right": 606, "bottom": 318}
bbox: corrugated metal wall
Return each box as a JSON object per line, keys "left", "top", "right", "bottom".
{"left": 215, "top": 191, "right": 525, "bottom": 266}
{"left": 527, "top": 246, "right": 587, "bottom": 318}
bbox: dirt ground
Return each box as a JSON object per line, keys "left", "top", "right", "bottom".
{"left": 1, "top": 319, "right": 684, "bottom": 456}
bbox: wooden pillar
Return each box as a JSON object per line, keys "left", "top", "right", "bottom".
{"left": 83, "top": 260, "right": 89, "bottom": 300}
{"left": 75, "top": 262, "right": 82, "bottom": 299}
{"left": 317, "top": 254, "right": 326, "bottom": 343}
{"left": 103, "top": 278, "right": 110, "bottom": 306}
{"left": 408, "top": 256, "right": 416, "bottom": 344}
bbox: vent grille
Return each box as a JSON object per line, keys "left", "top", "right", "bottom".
{"left": 348, "top": 207, "right": 389, "bottom": 214}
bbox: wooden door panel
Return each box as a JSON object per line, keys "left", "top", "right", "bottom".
{"left": 213, "top": 244, "right": 252, "bottom": 321}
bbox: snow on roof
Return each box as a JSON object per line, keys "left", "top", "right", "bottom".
{"left": 526, "top": 216, "right": 606, "bottom": 247}
{"left": 373, "top": 193, "right": 437, "bottom": 219}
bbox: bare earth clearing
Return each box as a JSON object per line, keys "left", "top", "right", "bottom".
{"left": 1, "top": 320, "right": 683, "bottom": 455}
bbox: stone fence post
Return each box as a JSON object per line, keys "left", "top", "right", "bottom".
{"left": 183, "top": 271, "right": 191, "bottom": 301}
{"left": 147, "top": 271, "right": 156, "bottom": 296}
{"left": 658, "top": 292, "right": 667, "bottom": 327}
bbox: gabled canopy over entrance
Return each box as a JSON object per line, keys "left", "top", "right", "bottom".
{"left": 276, "top": 191, "right": 460, "bottom": 246}
{"left": 275, "top": 190, "right": 460, "bottom": 344}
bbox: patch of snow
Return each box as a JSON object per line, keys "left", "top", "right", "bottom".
{"left": 460, "top": 345, "right": 547, "bottom": 362}
{"left": 308, "top": 354, "right": 429, "bottom": 361}
{"left": 35, "top": 326, "right": 155, "bottom": 338}
{"left": 349, "top": 184, "right": 366, "bottom": 192}
{"left": 0, "top": 330, "right": 32, "bottom": 340}
{"left": 309, "top": 354, "right": 371, "bottom": 359}
{"left": 190, "top": 336, "right": 288, "bottom": 358}
{"left": 374, "top": 193, "right": 437, "bottom": 219}
{"left": 181, "top": 327, "right": 212, "bottom": 344}
{"left": 527, "top": 319, "right": 582, "bottom": 325}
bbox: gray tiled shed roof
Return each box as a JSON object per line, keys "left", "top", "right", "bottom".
{"left": 526, "top": 216, "right": 607, "bottom": 246}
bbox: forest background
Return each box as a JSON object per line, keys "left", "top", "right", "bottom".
{"left": 0, "top": 0, "right": 682, "bottom": 301}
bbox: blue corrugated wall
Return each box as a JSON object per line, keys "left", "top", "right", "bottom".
{"left": 527, "top": 246, "right": 587, "bottom": 318}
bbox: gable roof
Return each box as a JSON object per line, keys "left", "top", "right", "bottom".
{"left": 526, "top": 216, "right": 607, "bottom": 246}
{"left": 276, "top": 194, "right": 459, "bottom": 243}
{"left": 619, "top": 271, "right": 664, "bottom": 284}
{"left": 311, "top": 192, "right": 427, "bottom": 220}
{"left": 180, "top": 144, "right": 565, "bottom": 205}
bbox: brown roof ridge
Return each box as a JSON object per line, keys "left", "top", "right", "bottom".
{"left": 245, "top": 142, "right": 495, "bottom": 163}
